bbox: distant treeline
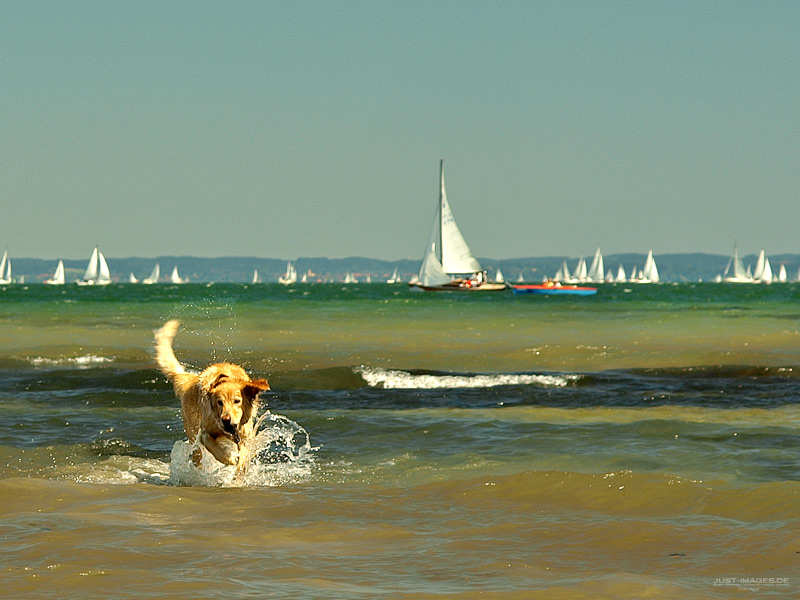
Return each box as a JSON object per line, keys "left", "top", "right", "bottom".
{"left": 11, "top": 252, "right": 800, "bottom": 283}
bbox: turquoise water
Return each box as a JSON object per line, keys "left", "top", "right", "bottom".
{"left": 0, "top": 282, "right": 798, "bottom": 598}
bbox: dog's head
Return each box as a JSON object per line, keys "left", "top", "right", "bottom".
{"left": 205, "top": 369, "right": 270, "bottom": 442}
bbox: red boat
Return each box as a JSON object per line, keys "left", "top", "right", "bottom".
{"left": 512, "top": 281, "right": 597, "bottom": 296}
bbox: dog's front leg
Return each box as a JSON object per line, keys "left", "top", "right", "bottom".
{"left": 199, "top": 431, "right": 239, "bottom": 465}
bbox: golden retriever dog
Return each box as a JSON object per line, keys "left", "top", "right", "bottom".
{"left": 155, "top": 319, "right": 270, "bottom": 473}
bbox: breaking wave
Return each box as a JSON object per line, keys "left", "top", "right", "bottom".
{"left": 355, "top": 366, "right": 580, "bottom": 390}
{"left": 29, "top": 354, "right": 115, "bottom": 367}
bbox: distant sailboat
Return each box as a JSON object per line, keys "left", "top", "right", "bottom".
{"left": 586, "top": 248, "right": 605, "bottom": 283}
{"left": 778, "top": 264, "right": 787, "bottom": 283}
{"left": 572, "top": 257, "right": 587, "bottom": 283}
{"left": 752, "top": 249, "right": 773, "bottom": 283}
{"left": 387, "top": 267, "right": 401, "bottom": 284}
{"left": 637, "top": 250, "right": 660, "bottom": 283}
{"left": 344, "top": 272, "right": 357, "bottom": 284}
{"left": 77, "top": 246, "right": 111, "bottom": 286}
{"left": 554, "top": 260, "right": 571, "bottom": 283}
{"left": 494, "top": 268, "right": 505, "bottom": 284}
{"left": 409, "top": 160, "right": 506, "bottom": 292}
{"left": 128, "top": 272, "right": 139, "bottom": 283}
{"left": 615, "top": 264, "right": 627, "bottom": 282}
{"left": 0, "top": 250, "right": 12, "bottom": 284}
{"left": 279, "top": 261, "right": 297, "bottom": 285}
{"left": 45, "top": 259, "right": 65, "bottom": 285}
{"left": 252, "top": 269, "right": 260, "bottom": 284}
{"left": 143, "top": 264, "right": 160, "bottom": 284}
{"left": 722, "top": 245, "right": 753, "bottom": 283}
{"left": 170, "top": 266, "right": 185, "bottom": 284}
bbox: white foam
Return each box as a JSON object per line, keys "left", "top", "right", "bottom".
{"left": 168, "top": 412, "right": 317, "bottom": 487}
{"left": 355, "top": 366, "right": 579, "bottom": 389}
{"left": 30, "top": 355, "right": 115, "bottom": 367}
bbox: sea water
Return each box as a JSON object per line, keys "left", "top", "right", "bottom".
{"left": 0, "top": 282, "right": 798, "bottom": 598}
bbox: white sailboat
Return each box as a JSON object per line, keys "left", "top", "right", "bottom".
{"left": 252, "top": 269, "right": 260, "bottom": 284}
{"left": 77, "top": 246, "right": 111, "bottom": 286}
{"left": 387, "top": 267, "right": 401, "bottom": 284}
{"left": 279, "top": 261, "right": 297, "bottom": 284}
{"left": 721, "top": 245, "right": 753, "bottom": 283}
{"left": 752, "top": 249, "right": 773, "bottom": 283}
{"left": 128, "top": 272, "right": 139, "bottom": 283}
{"left": 637, "top": 250, "right": 660, "bottom": 283}
{"left": 170, "top": 266, "right": 185, "bottom": 284}
{"left": 409, "top": 160, "right": 506, "bottom": 291}
{"left": 143, "top": 264, "right": 160, "bottom": 284}
{"left": 778, "top": 264, "right": 787, "bottom": 283}
{"left": 344, "top": 271, "right": 357, "bottom": 284}
{"left": 586, "top": 248, "right": 605, "bottom": 283}
{"left": 45, "top": 260, "right": 65, "bottom": 285}
{"left": 572, "top": 257, "right": 587, "bottom": 283}
{"left": 494, "top": 268, "right": 505, "bottom": 284}
{"left": 615, "top": 264, "right": 627, "bottom": 282}
{"left": 0, "top": 250, "right": 12, "bottom": 284}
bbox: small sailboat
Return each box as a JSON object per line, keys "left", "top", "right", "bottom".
{"left": 77, "top": 246, "right": 111, "bottom": 286}
{"left": 778, "top": 264, "right": 787, "bottom": 283}
{"left": 45, "top": 260, "right": 66, "bottom": 285}
{"left": 279, "top": 261, "right": 297, "bottom": 285}
{"left": 572, "top": 257, "right": 587, "bottom": 283}
{"left": 252, "top": 269, "right": 260, "bottom": 284}
{"left": 0, "top": 250, "right": 12, "bottom": 284}
{"left": 721, "top": 245, "right": 753, "bottom": 283}
{"left": 409, "top": 160, "right": 506, "bottom": 292}
{"left": 387, "top": 267, "right": 401, "bottom": 284}
{"left": 586, "top": 248, "right": 605, "bottom": 283}
{"left": 143, "top": 264, "right": 160, "bottom": 284}
{"left": 494, "top": 268, "right": 505, "bottom": 284}
{"left": 170, "top": 266, "right": 185, "bottom": 284}
{"left": 614, "top": 264, "right": 627, "bottom": 283}
{"left": 752, "top": 249, "right": 773, "bottom": 283}
{"left": 344, "top": 271, "right": 358, "bottom": 284}
{"left": 637, "top": 250, "right": 660, "bottom": 283}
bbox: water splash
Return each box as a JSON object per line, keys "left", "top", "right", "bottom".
{"left": 168, "top": 411, "right": 316, "bottom": 487}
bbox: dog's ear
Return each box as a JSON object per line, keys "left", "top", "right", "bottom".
{"left": 210, "top": 373, "right": 229, "bottom": 390}
{"left": 243, "top": 378, "right": 270, "bottom": 400}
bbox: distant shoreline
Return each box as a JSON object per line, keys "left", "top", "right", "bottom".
{"left": 6, "top": 252, "right": 800, "bottom": 284}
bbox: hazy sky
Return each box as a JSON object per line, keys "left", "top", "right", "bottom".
{"left": 2, "top": 1, "right": 799, "bottom": 260}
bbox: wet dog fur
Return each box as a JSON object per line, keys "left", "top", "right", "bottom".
{"left": 155, "top": 320, "right": 270, "bottom": 471}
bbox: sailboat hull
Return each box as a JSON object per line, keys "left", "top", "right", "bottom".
{"left": 408, "top": 281, "right": 508, "bottom": 292}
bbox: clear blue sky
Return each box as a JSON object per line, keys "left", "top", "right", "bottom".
{"left": 2, "top": 1, "right": 799, "bottom": 260}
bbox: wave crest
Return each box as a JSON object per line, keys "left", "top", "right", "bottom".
{"left": 355, "top": 366, "right": 579, "bottom": 390}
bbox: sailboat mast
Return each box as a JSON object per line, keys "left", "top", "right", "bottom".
{"left": 438, "top": 159, "right": 444, "bottom": 265}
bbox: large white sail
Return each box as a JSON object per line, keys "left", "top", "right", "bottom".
{"left": 83, "top": 247, "right": 99, "bottom": 281}
{"left": 438, "top": 161, "right": 481, "bottom": 275}
{"left": 417, "top": 242, "right": 451, "bottom": 287}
